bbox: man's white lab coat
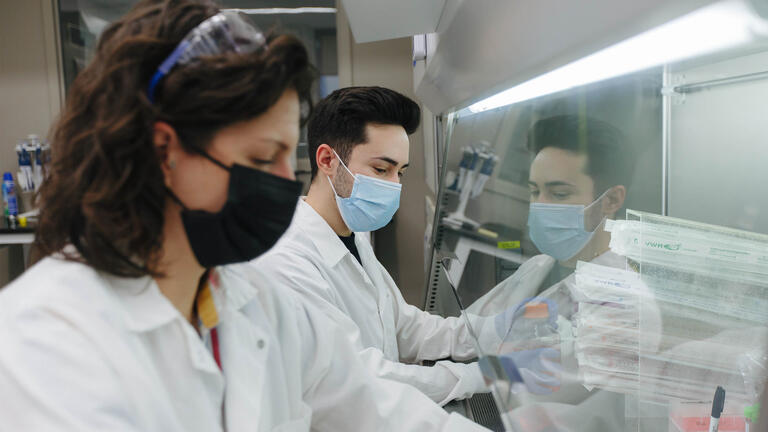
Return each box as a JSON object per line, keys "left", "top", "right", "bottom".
{"left": 247, "top": 200, "right": 488, "bottom": 406}
{"left": 0, "top": 256, "right": 488, "bottom": 432}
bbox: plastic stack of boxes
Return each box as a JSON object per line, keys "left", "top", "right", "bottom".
{"left": 571, "top": 212, "right": 768, "bottom": 410}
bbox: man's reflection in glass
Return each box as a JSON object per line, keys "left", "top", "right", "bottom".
{"left": 527, "top": 114, "right": 631, "bottom": 283}
{"left": 468, "top": 114, "right": 636, "bottom": 432}
{"left": 473, "top": 114, "right": 634, "bottom": 317}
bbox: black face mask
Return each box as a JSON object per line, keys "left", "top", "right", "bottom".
{"left": 170, "top": 151, "right": 302, "bottom": 268}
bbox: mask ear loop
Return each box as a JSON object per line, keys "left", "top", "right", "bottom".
{"left": 583, "top": 187, "right": 615, "bottom": 233}
{"left": 166, "top": 188, "right": 189, "bottom": 210}
{"left": 186, "top": 145, "right": 231, "bottom": 172}
{"left": 326, "top": 175, "right": 341, "bottom": 197}
{"left": 164, "top": 145, "right": 231, "bottom": 210}
{"left": 327, "top": 148, "right": 355, "bottom": 198}
{"left": 331, "top": 149, "right": 356, "bottom": 178}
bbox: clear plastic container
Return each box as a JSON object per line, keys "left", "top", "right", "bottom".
{"left": 502, "top": 300, "right": 561, "bottom": 351}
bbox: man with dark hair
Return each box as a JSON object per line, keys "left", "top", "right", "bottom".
{"left": 245, "top": 86, "right": 495, "bottom": 406}
{"left": 306, "top": 86, "right": 422, "bottom": 180}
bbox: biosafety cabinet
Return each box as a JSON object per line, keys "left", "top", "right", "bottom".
{"left": 378, "top": 0, "right": 768, "bottom": 430}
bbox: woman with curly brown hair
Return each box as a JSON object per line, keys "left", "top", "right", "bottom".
{"left": 0, "top": 1, "right": 490, "bottom": 431}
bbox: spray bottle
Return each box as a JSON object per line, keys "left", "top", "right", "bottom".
{"left": 2, "top": 172, "right": 19, "bottom": 228}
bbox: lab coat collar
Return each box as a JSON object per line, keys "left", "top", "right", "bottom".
{"left": 106, "top": 267, "right": 259, "bottom": 334}
{"left": 207, "top": 266, "right": 275, "bottom": 428}
{"left": 50, "top": 247, "right": 182, "bottom": 333}
{"left": 106, "top": 274, "right": 180, "bottom": 333}
{"left": 293, "top": 198, "right": 351, "bottom": 267}
{"left": 216, "top": 265, "right": 260, "bottom": 312}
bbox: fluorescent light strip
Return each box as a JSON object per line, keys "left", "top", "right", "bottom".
{"left": 223, "top": 7, "right": 337, "bottom": 15}
{"left": 467, "top": 0, "right": 765, "bottom": 114}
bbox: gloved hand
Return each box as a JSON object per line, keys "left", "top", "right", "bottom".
{"left": 478, "top": 348, "right": 562, "bottom": 395}
{"left": 502, "top": 347, "right": 561, "bottom": 394}
{"left": 479, "top": 348, "right": 561, "bottom": 396}
{"left": 494, "top": 297, "right": 558, "bottom": 341}
{"left": 483, "top": 297, "right": 563, "bottom": 395}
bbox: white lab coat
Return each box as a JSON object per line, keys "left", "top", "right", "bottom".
{"left": 0, "top": 256, "right": 488, "bottom": 432}
{"left": 247, "top": 199, "right": 488, "bottom": 406}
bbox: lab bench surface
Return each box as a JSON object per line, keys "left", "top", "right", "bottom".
{"left": 0, "top": 227, "right": 35, "bottom": 245}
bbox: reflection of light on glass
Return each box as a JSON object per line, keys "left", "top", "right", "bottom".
{"left": 467, "top": 0, "right": 767, "bottom": 114}
{"left": 222, "top": 7, "right": 337, "bottom": 15}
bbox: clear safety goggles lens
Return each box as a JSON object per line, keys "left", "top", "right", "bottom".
{"left": 147, "top": 11, "right": 266, "bottom": 103}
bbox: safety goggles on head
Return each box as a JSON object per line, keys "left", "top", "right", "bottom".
{"left": 147, "top": 11, "right": 266, "bottom": 103}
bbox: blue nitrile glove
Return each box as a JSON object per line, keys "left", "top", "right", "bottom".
{"left": 478, "top": 348, "right": 561, "bottom": 395}
{"left": 499, "top": 347, "right": 561, "bottom": 395}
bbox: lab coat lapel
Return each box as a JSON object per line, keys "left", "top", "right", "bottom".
{"left": 354, "top": 234, "right": 400, "bottom": 359}
{"left": 295, "top": 199, "right": 393, "bottom": 353}
{"left": 356, "top": 235, "right": 385, "bottom": 290}
{"left": 355, "top": 235, "right": 395, "bottom": 313}
{"left": 330, "top": 237, "right": 379, "bottom": 303}
{"left": 342, "top": 244, "right": 377, "bottom": 295}
{"left": 110, "top": 270, "right": 226, "bottom": 420}
{"left": 214, "top": 268, "right": 272, "bottom": 431}
{"left": 294, "top": 199, "right": 377, "bottom": 290}
{"left": 111, "top": 273, "right": 222, "bottom": 376}
{"left": 294, "top": 199, "right": 348, "bottom": 267}
{"left": 218, "top": 308, "right": 270, "bottom": 431}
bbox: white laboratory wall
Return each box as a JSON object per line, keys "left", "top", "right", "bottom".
{"left": 0, "top": 0, "right": 62, "bottom": 286}
{"left": 668, "top": 50, "right": 768, "bottom": 234}
{"left": 0, "top": 0, "right": 62, "bottom": 183}
{"left": 336, "top": 3, "right": 432, "bottom": 306}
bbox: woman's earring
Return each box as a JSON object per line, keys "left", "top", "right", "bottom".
{"left": 169, "top": 160, "right": 176, "bottom": 169}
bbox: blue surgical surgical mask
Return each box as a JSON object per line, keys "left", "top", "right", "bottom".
{"left": 328, "top": 151, "right": 402, "bottom": 232}
{"left": 527, "top": 194, "right": 606, "bottom": 261}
